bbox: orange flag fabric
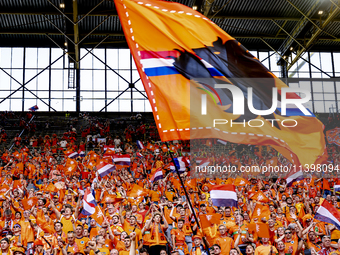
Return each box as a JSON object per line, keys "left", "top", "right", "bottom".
{"left": 251, "top": 204, "right": 271, "bottom": 220}
{"left": 199, "top": 213, "right": 222, "bottom": 229}
{"left": 115, "top": 0, "right": 326, "bottom": 166}
{"left": 91, "top": 206, "right": 105, "bottom": 225}
{"left": 248, "top": 222, "right": 270, "bottom": 238}
{"left": 249, "top": 191, "right": 270, "bottom": 203}
{"left": 127, "top": 184, "right": 148, "bottom": 198}
{"left": 22, "top": 197, "right": 38, "bottom": 210}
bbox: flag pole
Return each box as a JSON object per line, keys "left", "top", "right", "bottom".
{"left": 166, "top": 142, "right": 212, "bottom": 254}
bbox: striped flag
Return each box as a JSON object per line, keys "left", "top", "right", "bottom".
{"left": 104, "top": 145, "right": 115, "bottom": 154}
{"left": 137, "top": 140, "right": 144, "bottom": 150}
{"left": 170, "top": 157, "right": 187, "bottom": 173}
{"left": 151, "top": 168, "right": 163, "bottom": 182}
{"left": 136, "top": 152, "right": 143, "bottom": 159}
{"left": 97, "top": 162, "right": 116, "bottom": 177}
{"left": 64, "top": 150, "right": 79, "bottom": 159}
{"left": 334, "top": 185, "right": 340, "bottom": 192}
{"left": 210, "top": 184, "right": 238, "bottom": 207}
{"left": 113, "top": 154, "right": 131, "bottom": 167}
{"left": 78, "top": 150, "right": 85, "bottom": 157}
{"left": 81, "top": 187, "right": 97, "bottom": 216}
{"left": 315, "top": 200, "right": 340, "bottom": 229}
{"left": 286, "top": 170, "right": 304, "bottom": 187}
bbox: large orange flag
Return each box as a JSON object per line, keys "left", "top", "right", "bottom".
{"left": 115, "top": 0, "right": 327, "bottom": 166}
{"left": 127, "top": 184, "right": 148, "bottom": 198}
{"left": 199, "top": 213, "right": 222, "bottom": 228}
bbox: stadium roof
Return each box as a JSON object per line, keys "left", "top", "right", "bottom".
{"left": 1, "top": 0, "right": 339, "bottom": 67}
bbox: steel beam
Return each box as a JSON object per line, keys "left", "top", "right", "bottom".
{"left": 287, "top": 2, "right": 340, "bottom": 70}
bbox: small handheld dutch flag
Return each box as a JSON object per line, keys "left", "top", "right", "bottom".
{"left": 137, "top": 140, "right": 144, "bottom": 150}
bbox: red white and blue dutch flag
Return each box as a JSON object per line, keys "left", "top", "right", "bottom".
{"left": 315, "top": 200, "right": 340, "bottom": 229}
{"left": 137, "top": 140, "right": 144, "bottom": 150}
{"left": 113, "top": 154, "right": 131, "bottom": 167}
{"left": 136, "top": 152, "right": 143, "bottom": 159}
{"left": 67, "top": 151, "right": 79, "bottom": 159}
{"left": 78, "top": 150, "right": 85, "bottom": 158}
{"left": 97, "top": 162, "right": 116, "bottom": 178}
{"left": 286, "top": 170, "right": 304, "bottom": 186}
{"left": 210, "top": 184, "right": 238, "bottom": 208}
{"left": 81, "top": 187, "right": 97, "bottom": 216}
{"left": 151, "top": 168, "right": 163, "bottom": 182}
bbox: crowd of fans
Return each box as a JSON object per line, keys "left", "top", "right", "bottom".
{"left": 0, "top": 112, "right": 340, "bottom": 255}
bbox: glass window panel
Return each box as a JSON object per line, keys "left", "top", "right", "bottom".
{"left": 259, "top": 52, "right": 269, "bottom": 69}
{"left": 336, "top": 82, "right": 340, "bottom": 93}
{"left": 25, "top": 70, "right": 38, "bottom": 89}
{"left": 0, "top": 100, "right": 10, "bottom": 111}
{"left": 0, "top": 48, "right": 12, "bottom": 68}
{"left": 64, "top": 91, "right": 75, "bottom": 99}
{"left": 132, "top": 70, "right": 140, "bottom": 85}
{"left": 269, "top": 52, "right": 280, "bottom": 72}
{"left": 36, "top": 91, "right": 49, "bottom": 99}
{"left": 249, "top": 51, "right": 257, "bottom": 58}
{"left": 145, "top": 99, "right": 152, "bottom": 112}
{"left": 51, "top": 91, "right": 63, "bottom": 99}
{"left": 134, "top": 80, "right": 144, "bottom": 91}
{"left": 51, "top": 99, "right": 63, "bottom": 111}
{"left": 93, "top": 99, "right": 105, "bottom": 111}
{"left": 119, "top": 99, "right": 131, "bottom": 112}
{"left": 25, "top": 48, "right": 38, "bottom": 68}
{"left": 118, "top": 70, "right": 131, "bottom": 85}
{"left": 51, "top": 70, "right": 64, "bottom": 90}
{"left": 80, "top": 48, "right": 93, "bottom": 69}
{"left": 64, "top": 100, "right": 75, "bottom": 111}
{"left": 133, "top": 100, "right": 145, "bottom": 112}
{"left": 106, "top": 98, "right": 119, "bottom": 111}
{"left": 300, "top": 81, "right": 311, "bottom": 92}
{"left": 51, "top": 49, "right": 64, "bottom": 68}
{"left": 106, "top": 49, "right": 118, "bottom": 70}
{"left": 131, "top": 57, "right": 137, "bottom": 70}
{"left": 38, "top": 48, "right": 49, "bottom": 68}
{"left": 310, "top": 52, "right": 321, "bottom": 68}
{"left": 299, "top": 72, "right": 310, "bottom": 78}
{"left": 93, "top": 70, "right": 105, "bottom": 90}
{"left": 312, "top": 72, "right": 322, "bottom": 78}
{"left": 0, "top": 70, "right": 12, "bottom": 90}
{"left": 314, "top": 101, "right": 324, "bottom": 113}
{"left": 118, "top": 49, "right": 131, "bottom": 69}
{"left": 81, "top": 98, "right": 93, "bottom": 111}
{"left": 81, "top": 70, "right": 93, "bottom": 90}
{"left": 11, "top": 70, "right": 23, "bottom": 87}
{"left": 289, "top": 83, "right": 299, "bottom": 89}
{"left": 323, "top": 82, "right": 335, "bottom": 93}
{"left": 37, "top": 71, "right": 49, "bottom": 91}
{"left": 313, "top": 93, "right": 323, "bottom": 100}
{"left": 107, "top": 72, "right": 119, "bottom": 91}
{"left": 298, "top": 58, "right": 309, "bottom": 72}
{"left": 12, "top": 48, "right": 24, "bottom": 68}
{"left": 38, "top": 102, "right": 49, "bottom": 112}
{"left": 334, "top": 53, "right": 340, "bottom": 72}
{"left": 93, "top": 49, "right": 105, "bottom": 69}
{"left": 133, "top": 92, "right": 144, "bottom": 99}
{"left": 320, "top": 53, "right": 333, "bottom": 72}
{"left": 11, "top": 99, "right": 22, "bottom": 111}
{"left": 312, "top": 81, "right": 323, "bottom": 92}
{"left": 325, "top": 101, "right": 336, "bottom": 113}
{"left": 80, "top": 92, "right": 93, "bottom": 99}
{"left": 93, "top": 92, "right": 105, "bottom": 99}
{"left": 324, "top": 94, "right": 335, "bottom": 100}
